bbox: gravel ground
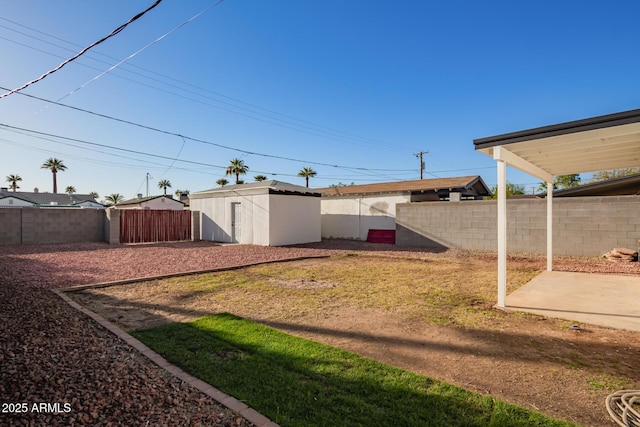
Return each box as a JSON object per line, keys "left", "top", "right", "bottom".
{"left": 1, "top": 239, "right": 638, "bottom": 426}
{"left": 0, "top": 241, "right": 329, "bottom": 427}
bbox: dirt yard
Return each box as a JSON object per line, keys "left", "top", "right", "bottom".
{"left": 65, "top": 242, "right": 640, "bottom": 427}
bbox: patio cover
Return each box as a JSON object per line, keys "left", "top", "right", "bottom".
{"left": 474, "top": 108, "right": 640, "bottom": 307}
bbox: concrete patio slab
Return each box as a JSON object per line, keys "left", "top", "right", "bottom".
{"left": 506, "top": 271, "right": 640, "bottom": 332}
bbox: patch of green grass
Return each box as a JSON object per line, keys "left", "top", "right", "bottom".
{"left": 587, "top": 373, "right": 631, "bottom": 392}
{"left": 133, "top": 313, "right": 576, "bottom": 427}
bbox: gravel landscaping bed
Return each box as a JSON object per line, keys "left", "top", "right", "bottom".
{"left": 1, "top": 239, "right": 638, "bottom": 426}
{"left": 0, "top": 241, "right": 330, "bottom": 427}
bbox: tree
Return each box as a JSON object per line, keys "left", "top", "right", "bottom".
{"left": 329, "top": 181, "right": 354, "bottom": 188}
{"left": 104, "top": 193, "right": 124, "bottom": 206}
{"left": 89, "top": 191, "right": 99, "bottom": 200}
{"left": 216, "top": 178, "right": 229, "bottom": 187}
{"left": 41, "top": 158, "right": 67, "bottom": 193}
{"left": 297, "top": 167, "right": 317, "bottom": 188}
{"left": 157, "top": 179, "right": 172, "bottom": 195}
{"left": 65, "top": 186, "right": 76, "bottom": 194}
{"left": 592, "top": 168, "right": 640, "bottom": 181}
{"left": 225, "top": 158, "right": 249, "bottom": 184}
{"left": 254, "top": 175, "right": 268, "bottom": 182}
{"left": 537, "top": 174, "right": 581, "bottom": 192}
{"left": 487, "top": 182, "right": 526, "bottom": 199}
{"left": 6, "top": 174, "right": 22, "bottom": 192}
{"left": 175, "top": 189, "right": 189, "bottom": 198}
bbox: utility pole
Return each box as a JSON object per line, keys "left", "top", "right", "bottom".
{"left": 414, "top": 151, "right": 428, "bottom": 180}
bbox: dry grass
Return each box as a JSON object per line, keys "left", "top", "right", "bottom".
{"left": 113, "top": 253, "right": 540, "bottom": 329}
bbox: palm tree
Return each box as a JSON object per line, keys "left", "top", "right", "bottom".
{"left": 65, "top": 186, "right": 76, "bottom": 194}
{"left": 216, "top": 178, "right": 229, "bottom": 187}
{"left": 225, "top": 158, "right": 249, "bottom": 184}
{"left": 104, "top": 193, "right": 124, "bottom": 206}
{"left": 6, "top": 174, "right": 22, "bottom": 192}
{"left": 41, "top": 158, "right": 67, "bottom": 193}
{"left": 89, "top": 191, "right": 99, "bottom": 200}
{"left": 157, "top": 179, "right": 172, "bottom": 195}
{"left": 254, "top": 174, "right": 268, "bottom": 182}
{"left": 297, "top": 167, "right": 317, "bottom": 188}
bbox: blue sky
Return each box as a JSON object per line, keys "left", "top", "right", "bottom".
{"left": 1, "top": 1, "right": 639, "bottom": 200}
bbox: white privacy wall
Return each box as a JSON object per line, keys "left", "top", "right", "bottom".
{"left": 268, "top": 194, "right": 321, "bottom": 246}
{"left": 321, "top": 194, "right": 410, "bottom": 240}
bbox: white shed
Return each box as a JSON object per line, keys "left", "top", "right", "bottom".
{"left": 190, "top": 180, "right": 321, "bottom": 246}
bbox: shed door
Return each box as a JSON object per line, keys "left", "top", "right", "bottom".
{"left": 231, "top": 202, "right": 242, "bottom": 243}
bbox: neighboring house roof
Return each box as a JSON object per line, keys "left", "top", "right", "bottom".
{"left": 545, "top": 173, "right": 640, "bottom": 197}
{"left": 116, "top": 195, "right": 185, "bottom": 207}
{"left": 191, "top": 180, "right": 321, "bottom": 199}
{"left": 319, "top": 176, "right": 491, "bottom": 198}
{"left": 0, "top": 190, "right": 101, "bottom": 207}
{"left": 0, "top": 194, "right": 37, "bottom": 205}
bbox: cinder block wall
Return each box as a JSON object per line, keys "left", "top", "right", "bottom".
{"left": 396, "top": 196, "right": 640, "bottom": 256}
{"left": 0, "top": 208, "right": 22, "bottom": 244}
{"left": 0, "top": 208, "right": 105, "bottom": 244}
{"left": 191, "top": 210, "right": 200, "bottom": 241}
{"left": 104, "top": 208, "right": 120, "bottom": 244}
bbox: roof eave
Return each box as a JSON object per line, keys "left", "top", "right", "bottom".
{"left": 474, "top": 108, "right": 640, "bottom": 150}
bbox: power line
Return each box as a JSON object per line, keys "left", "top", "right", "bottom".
{"left": 0, "top": 123, "right": 339, "bottom": 180}
{"left": 57, "top": 0, "right": 224, "bottom": 102}
{"left": 0, "top": 122, "right": 224, "bottom": 170}
{"left": 0, "top": 15, "right": 405, "bottom": 151}
{"left": 0, "top": 0, "right": 163, "bottom": 99}
{"left": 3, "top": 89, "right": 416, "bottom": 173}
{"left": 1, "top": 123, "right": 424, "bottom": 186}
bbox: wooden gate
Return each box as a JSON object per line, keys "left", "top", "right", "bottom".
{"left": 119, "top": 209, "right": 191, "bottom": 244}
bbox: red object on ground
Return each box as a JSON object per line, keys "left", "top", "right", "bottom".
{"left": 366, "top": 229, "right": 396, "bottom": 244}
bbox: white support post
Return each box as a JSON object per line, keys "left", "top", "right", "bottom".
{"left": 496, "top": 160, "right": 507, "bottom": 308}
{"left": 546, "top": 181, "right": 553, "bottom": 271}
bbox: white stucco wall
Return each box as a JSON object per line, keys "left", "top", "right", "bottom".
{"left": 268, "top": 194, "right": 321, "bottom": 246}
{"left": 190, "top": 197, "right": 221, "bottom": 242}
{"left": 321, "top": 198, "right": 360, "bottom": 239}
{"left": 321, "top": 194, "right": 410, "bottom": 240}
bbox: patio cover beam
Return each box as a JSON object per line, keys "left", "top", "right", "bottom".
{"left": 492, "top": 146, "right": 553, "bottom": 183}
{"left": 492, "top": 147, "right": 554, "bottom": 308}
